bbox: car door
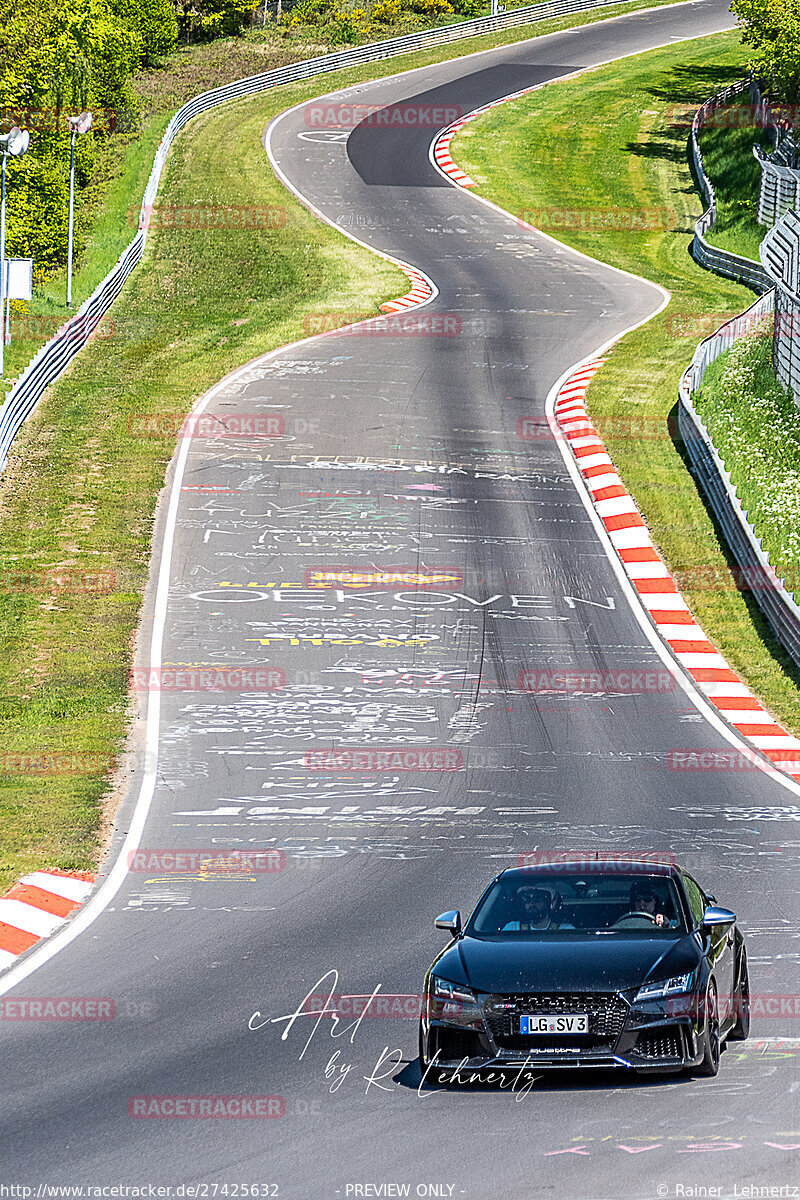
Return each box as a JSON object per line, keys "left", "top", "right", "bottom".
{"left": 683, "top": 873, "right": 735, "bottom": 1021}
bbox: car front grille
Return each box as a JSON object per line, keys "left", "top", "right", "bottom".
{"left": 483, "top": 992, "right": 628, "bottom": 1051}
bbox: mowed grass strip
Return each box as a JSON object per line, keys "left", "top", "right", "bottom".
{"left": 451, "top": 31, "right": 800, "bottom": 731}
{"left": 0, "top": 2, "right": 698, "bottom": 893}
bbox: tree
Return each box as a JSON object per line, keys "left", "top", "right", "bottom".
{"left": 110, "top": 0, "right": 178, "bottom": 66}
{"left": 0, "top": 0, "right": 143, "bottom": 278}
{"left": 173, "top": 0, "right": 260, "bottom": 43}
{"left": 732, "top": 0, "right": 800, "bottom": 100}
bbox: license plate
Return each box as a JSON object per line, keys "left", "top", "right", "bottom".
{"left": 520, "top": 1014, "right": 589, "bottom": 1035}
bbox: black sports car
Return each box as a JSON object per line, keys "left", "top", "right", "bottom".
{"left": 419, "top": 858, "right": 749, "bottom": 1079}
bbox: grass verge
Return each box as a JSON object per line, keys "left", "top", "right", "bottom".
{"left": 694, "top": 325, "right": 800, "bottom": 591}
{"left": 0, "top": 0, "right": 693, "bottom": 893}
{"left": 451, "top": 30, "right": 800, "bottom": 732}
{"left": 698, "top": 94, "right": 772, "bottom": 260}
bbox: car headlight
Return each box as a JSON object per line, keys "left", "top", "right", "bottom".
{"left": 634, "top": 972, "right": 694, "bottom": 1002}
{"left": 429, "top": 976, "right": 482, "bottom": 1026}
{"left": 431, "top": 976, "right": 477, "bottom": 1004}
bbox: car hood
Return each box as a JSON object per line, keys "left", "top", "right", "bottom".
{"left": 434, "top": 933, "right": 701, "bottom": 994}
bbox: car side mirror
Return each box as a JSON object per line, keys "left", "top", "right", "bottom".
{"left": 702, "top": 905, "right": 736, "bottom": 927}
{"left": 435, "top": 909, "right": 461, "bottom": 936}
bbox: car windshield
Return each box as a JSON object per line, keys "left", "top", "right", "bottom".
{"left": 467, "top": 873, "right": 688, "bottom": 935}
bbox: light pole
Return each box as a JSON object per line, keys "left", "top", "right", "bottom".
{"left": 66, "top": 111, "right": 92, "bottom": 309}
{"left": 0, "top": 125, "right": 30, "bottom": 380}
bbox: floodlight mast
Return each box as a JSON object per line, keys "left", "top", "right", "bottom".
{"left": 0, "top": 126, "right": 31, "bottom": 379}
{"left": 66, "top": 112, "right": 92, "bottom": 308}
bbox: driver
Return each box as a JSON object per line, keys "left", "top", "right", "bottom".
{"left": 628, "top": 879, "right": 677, "bottom": 928}
{"left": 502, "top": 886, "right": 573, "bottom": 931}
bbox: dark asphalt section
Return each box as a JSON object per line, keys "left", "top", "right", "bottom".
{"left": 2, "top": 4, "right": 799, "bottom": 1196}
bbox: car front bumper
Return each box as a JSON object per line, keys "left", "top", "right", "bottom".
{"left": 422, "top": 992, "right": 705, "bottom": 1072}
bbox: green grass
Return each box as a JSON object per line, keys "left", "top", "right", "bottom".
{"left": 694, "top": 326, "right": 800, "bottom": 591}
{"left": 0, "top": 0, "right": 691, "bottom": 893}
{"left": 451, "top": 30, "right": 800, "bottom": 733}
{"left": 699, "top": 95, "right": 772, "bottom": 261}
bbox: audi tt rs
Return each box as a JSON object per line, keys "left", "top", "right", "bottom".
{"left": 419, "top": 857, "right": 749, "bottom": 1079}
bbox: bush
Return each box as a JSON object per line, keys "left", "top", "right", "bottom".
{"left": 4, "top": 154, "right": 71, "bottom": 277}
{"left": 289, "top": 0, "right": 336, "bottom": 18}
{"left": 372, "top": 0, "right": 402, "bottom": 18}
{"left": 409, "top": 0, "right": 454, "bottom": 13}
{"left": 449, "top": 0, "right": 484, "bottom": 14}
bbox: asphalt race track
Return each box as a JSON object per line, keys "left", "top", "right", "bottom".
{"left": 3, "top": 2, "right": 800, "bottom": 1195}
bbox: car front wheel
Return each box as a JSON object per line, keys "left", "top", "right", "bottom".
{"left": 693, "top": 982, "right": 721, "bottom": 1077}
{"left": 729, "top": 949, "right": 750, "bottom": 1041}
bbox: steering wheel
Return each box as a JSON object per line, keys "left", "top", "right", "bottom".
{"left": 611, "top": 910, "right": 660, "bottom": 929}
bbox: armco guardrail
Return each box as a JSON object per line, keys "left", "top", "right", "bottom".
{"left": 0, "top": 0, "right": 632, "bottom": 474}
{"left": 754, "top": 137, "right": 800, "bottom": 226}
{"left": 760, "top": 208, "right": 800, "bottom": 404}
{"left": 678, "top": 288, "right": 800, "bottom": 672}
{"left": 690, "top": 79, "right": 773, "bottom": 292}
{"left": 751, "top": 75, "right": 800, "bottom": 227}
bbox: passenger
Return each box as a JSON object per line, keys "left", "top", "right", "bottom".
{"left": 502, "top": 886, "right": 573, "bottom": 931}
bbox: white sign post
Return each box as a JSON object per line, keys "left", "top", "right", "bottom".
{"left": 2, "top": 257, "right": 33, "bottom": 347}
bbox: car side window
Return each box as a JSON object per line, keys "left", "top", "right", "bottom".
{"left": 682, "top": 875, "right": 705, "bottom": 927}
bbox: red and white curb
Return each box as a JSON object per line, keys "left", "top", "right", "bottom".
{"left": 433, "top": 120, "right": 477, "bottom": 188}
{"left": 380, "top": 265, "right": 434, "bottom": 313}
{"left": 555, "top": 360, "right": 800, "bottom": 781}
{"left": 0, "top": 869, "right": 94, "bottom": 971}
